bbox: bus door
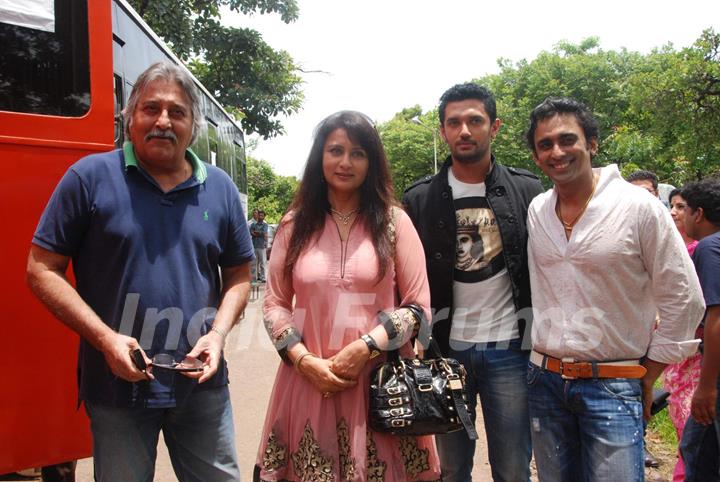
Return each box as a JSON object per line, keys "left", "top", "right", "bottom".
{"left": 0, "top": 0, "right": 114, "bottom": 473}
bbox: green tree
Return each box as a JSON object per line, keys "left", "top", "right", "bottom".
{"left": 378, "top": 107, "right": 449, "bottom": 197}
{"left": 482, "top": 38, "right": 643, "bottom": 178}
{"left": 247, "top": 155, "right": 297, "bottom": 222}
{"left": 483, "top": 31, "right": 720, "bottom": 184}
{"left": 382, "top": 31, "right": 720, "bottom": 189}
{"left": 128, "top": 0, "right": 303, "bottom": 139}
{"left": 619, "top": 29, "right": 720, "bottom": 181}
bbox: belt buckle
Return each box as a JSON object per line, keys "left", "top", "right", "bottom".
{"left": 560, "top": 357, "right": 577, "bottom": 379}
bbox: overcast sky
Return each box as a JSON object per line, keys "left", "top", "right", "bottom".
{"left": 224, "top": 1, "right": 720, "bottom": 178}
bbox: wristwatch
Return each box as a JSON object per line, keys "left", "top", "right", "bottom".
{"left": 361, "top": 334, "right": 381, "bottom": 359}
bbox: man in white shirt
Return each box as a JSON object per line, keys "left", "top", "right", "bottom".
{"left": 524, "top": 97, "right": 705, "bottom": 481}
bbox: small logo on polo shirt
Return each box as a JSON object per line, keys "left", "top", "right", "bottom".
{"left": 203, "top": 210, "right": 209, "bottom": 221}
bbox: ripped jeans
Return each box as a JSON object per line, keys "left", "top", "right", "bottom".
{"left": 527, "top": 362, "right": 644, "bottom": 482}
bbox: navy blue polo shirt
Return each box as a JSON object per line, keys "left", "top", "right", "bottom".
{"left": 33, "top": 142, "right": 254, "bottom": 408}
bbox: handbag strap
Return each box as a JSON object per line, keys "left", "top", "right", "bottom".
{"left": 386, "top": 335, "right": 443, "bottom": 363}
{"left": 449, "top": 380, "right": 479, "bottom": 440}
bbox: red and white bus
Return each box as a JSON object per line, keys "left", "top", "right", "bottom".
{"left": 0, "top": 0, "right": 248, "bottom": 472}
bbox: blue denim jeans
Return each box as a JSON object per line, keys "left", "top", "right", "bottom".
{"left": 527, "top": 362, "right": 644, "bottom": 482}
{"left": 436, "top": 339, "right": 532, "bottom": 482}
{"left": 85, "top": 386, "right": 240, "bottom": 482}
{"left": 680, "top": 378, "right": 720, "bottom": 482}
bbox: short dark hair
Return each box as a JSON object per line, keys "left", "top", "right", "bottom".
{"left": 626, "top": 170, "right": 659, "bottom": 190}
{"left": 439, "top": 83, "right": 497, "bottom": 125}
{"left": 681, "top": 177, "right": 720, "bottom": 226}
{"left": 258, "top": 210, "right": 265, "bottom": 216}
{"left": 668, "top": 188, "right": 683, "bottom": 204}
{"left": 526, "top": 97, "right": 599, "bottom": 154}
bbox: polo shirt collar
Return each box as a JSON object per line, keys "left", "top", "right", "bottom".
{"left": 123, "top": 141, "right": 207, "bottom": 183}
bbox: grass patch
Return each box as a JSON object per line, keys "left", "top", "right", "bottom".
{"left": 648, "top": 377, "right": 678, "bottom": 447}
{"left": 648, "top": 406, "right": 678, "bottom": 446}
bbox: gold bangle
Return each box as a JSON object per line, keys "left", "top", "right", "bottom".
{"left": 294, "top": 352, "right": 317, "bottom": 372}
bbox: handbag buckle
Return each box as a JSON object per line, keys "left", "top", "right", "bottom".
{"left": 418, "top": 384, "right": 432, "bottom": 392}
{"left": 389, "top": 397, "right": 403, "bottom": 406}
{"left": 447, "top": 373, "right": 463, "bottom": 390}
{"left": 387, "top": 386, "right": 403, "bottom": 395}
{"left": 391, "top": 419, "right": 406, "bottom": 427}
{"left": 390, "top": 407, "right": 408, "bottom": 416}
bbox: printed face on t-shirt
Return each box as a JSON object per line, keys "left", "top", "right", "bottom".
{"left": 454, "top": 201, "right": 504, "bottom": 282}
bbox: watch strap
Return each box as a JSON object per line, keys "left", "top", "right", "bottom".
{"left": 361, "top": 334, "right": 381, "bottom": 359}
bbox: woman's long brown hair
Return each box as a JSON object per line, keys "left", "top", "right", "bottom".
{"left": 280, "top": 111, "right": 396, "bottom": 282}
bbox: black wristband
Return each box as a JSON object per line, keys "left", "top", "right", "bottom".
{"left": 361, "top": 334, "right": 381, "bottom": 359}
{"left": 275, "top": 328, "right": 302, "bottom": 364}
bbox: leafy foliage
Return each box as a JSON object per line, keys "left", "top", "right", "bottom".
{"left": 128, "top": 0, "right": 303, "bottom": 139}
{"left": 247, "top": 155, "right": 298, "bottom": 223}
{"left": 381, "top": 30, "right": 720, "bottom": 191}
{"left": 378, "top": 107, "right": 449, "bottom": 195}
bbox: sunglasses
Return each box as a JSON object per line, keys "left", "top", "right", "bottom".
{"left": 131, "top": 349, "right": 203, "bottom": 373}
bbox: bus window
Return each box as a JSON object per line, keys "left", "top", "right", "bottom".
{"left": 207, "top": 120, "right": 218, "bottom": 166}
{"left": 234, "top": 142, "right": 248, "bottom": 194}
{"left": 114, "top": 74, "right": 124, "bottom": 147}
{"left": 0, "top": 0, "right": 90, "bottom": 117}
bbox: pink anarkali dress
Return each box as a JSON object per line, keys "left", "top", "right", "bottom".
{"left": 256, "top": 210, "right": 441, "bottom": 482}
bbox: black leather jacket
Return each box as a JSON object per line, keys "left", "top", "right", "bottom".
{"left": 402, "top": 156, "right": 544, "bottom": 355}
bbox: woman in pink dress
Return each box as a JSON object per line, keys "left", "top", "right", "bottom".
{"left": 255, "top": 111, "right": 440, "bottom": 481}
{"left": 663, "top": 188, "right": 701, "bottom": 482}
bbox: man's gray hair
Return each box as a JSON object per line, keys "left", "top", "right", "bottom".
{"left": 122, "top": 61, "right": 204, "bottom": 144}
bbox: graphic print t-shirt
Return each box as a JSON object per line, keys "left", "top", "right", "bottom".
{"left": 448, "top": 168, "right": 518, "bottom": 343}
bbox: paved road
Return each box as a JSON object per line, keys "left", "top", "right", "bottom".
{"left": 68, "top": 286, "right": 496, "bottom": 480}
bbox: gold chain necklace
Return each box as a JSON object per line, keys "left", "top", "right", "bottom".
{"left": 330, "top": 208, "right": 359, "bottom": 226}
{"left": 555, "top": 176, "right": 597, "bottom": 232}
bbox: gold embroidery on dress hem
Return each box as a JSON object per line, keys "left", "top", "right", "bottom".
{"left": 263, "top": 430, "right": 288, "bottom": 472}
{"left": 399, "top": 436, "right": 430, "bottom": 478}
{"left": 366, "top": 430, "right": 387, "bottom": 482}
{"left": 291, "top": 422, "right": 335, "bottom": 481}
{"left": 337, "top": 419, "right": 356, "bottom": 481}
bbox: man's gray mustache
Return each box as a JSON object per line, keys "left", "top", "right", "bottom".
{"left": 145, "top": 129, "right": 177, "bottom": 143}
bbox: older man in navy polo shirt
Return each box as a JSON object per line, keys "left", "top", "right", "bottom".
{"left": 26, "top": 62, "right": 254, "bottom": 482}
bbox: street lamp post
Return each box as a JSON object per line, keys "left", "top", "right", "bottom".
{"left": 412, "top": 116, "right": 438, "bottom": 175}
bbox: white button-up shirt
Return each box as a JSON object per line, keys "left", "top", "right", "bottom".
{"left": 528, "top": 164, "right": 705, "bottom": 363}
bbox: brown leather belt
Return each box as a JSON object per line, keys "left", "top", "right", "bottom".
{"left": 530, "top": 350, "right": 647, "bottom": 379}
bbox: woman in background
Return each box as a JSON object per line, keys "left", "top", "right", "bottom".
{"left": 663, "top": 188, "right": 701, "bottom": 482}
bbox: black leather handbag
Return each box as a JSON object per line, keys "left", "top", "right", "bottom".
{"left": 369, "top": 338, "right": 478, "bottom": 439}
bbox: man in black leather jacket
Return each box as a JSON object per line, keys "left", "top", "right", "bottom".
{"left": 403, "top": 83, "right": 543, "bottom": 482}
